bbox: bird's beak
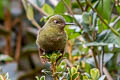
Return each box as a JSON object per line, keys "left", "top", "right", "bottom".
{"left": 65, "top": 22, "right": 75, "bottom": 25}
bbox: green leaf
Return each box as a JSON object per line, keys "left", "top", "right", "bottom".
{"left": 85, "top": 63, "right": 91, "bottom": 73}
{"left": 42, "top": 3, "right": 54, "bottom": 15}
{"left": 54, "top": 0, "right": 70, "bottom": 14}
{"left": 40, "top": 76, "right": 45, "bottom": 80}
{"left": 82, "top": 12, "right": 90, "bottom": 24}
{"left": 71, "top": 67, "right": 77, "bottom": 75}
{"left": 97, "top": 19, "right": 108, "bottom": 33}
{"left": 90, "top": 68, "right": 100, "bottom": 80}
{"left": 36, "top": 76, "right": 40, "bottom": 80}
{"left": 104, "top": 32, "right": 120, "bottom": 47}
{"left": 72, "top": 73, "right": 79, "bottom": 80}
{"left": 56, "top": 61, "right": 66, "bottom": 72}
{"left": 82, "top": 74, "right": 91, "bottom": 80}
{"left": 116, "top": 6, "right": 120, "bottom": 15}
{"left": 62, "top": 15, "right": 73, "bottom": 22}
{"left": 65, "top": 26, "right": 80, "bottom": 40}
{"left": 96, "top": 0, "right": 112, "bottom": 21}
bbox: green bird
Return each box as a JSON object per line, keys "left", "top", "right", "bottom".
{"left": 36, "top": 15, "right": 73, "bottom": 63}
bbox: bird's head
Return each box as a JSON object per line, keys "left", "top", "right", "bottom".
{"left": 47, "top": 15, "right": 66, "bottom": 29}
{"left": 46, "top": 15, "right": 75, "bottom": 30}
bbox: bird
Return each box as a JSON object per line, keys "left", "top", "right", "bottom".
{"left": 36, "top": 15, "right": 74, "bottom": 63}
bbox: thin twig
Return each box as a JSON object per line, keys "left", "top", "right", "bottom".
{"left": 91, "top": 47, "right": 99, "bottom": 69}
{"left": 100, "top": 46, "right": 104, "bottom": 75}
{"left": 51, "top": 63, "right": 57, "bottom": 80}
{"left": 85, "top": 0, "right": 120, "bottom": 37}
{"left": 27, "top": 0, "right": 48, "bottom": 16}
{"left": 76, "top": 0, "right": 84, "bottom": 12}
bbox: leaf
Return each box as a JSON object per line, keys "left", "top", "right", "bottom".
{"left": 82, "top": 12, "right": 90, "bottom": 24}
{"left": 40, "top": 76, "right": 45, "bottom": 80}
{"left": 36, "top": 76, "right": 45, "bottom": 80}
{"left": 116, "top": 6, "right": 120, "bottom": 15}
{"left": 72, "top": 73, "right": 79, "bottom": 80}
{"left": 74, "top": 15, "right": 82, "bottom": 24}
{"left": 54, "top": 0, "right": 70, "bottom": 14}
{"left": 56, "top": 61, "right": 66, "bottom": 72}
{"left": 35, "top": 0, "right": 45, "bottom": 7}
{"left": 36, "top": 76, "right": 40, "bottom": 80}
{"left": 104, "top": 32, "right": 120, "bottom": 47}
{"left": 97, "top": 19, "right": 108, "bottom": 33}
{"left": 42, "top": 3, "right": 54, "bottom": 15}
{"left": 96, "top": 0, "right": 112, "bottom": 21}
{"left": 103, "top": 53, "right": 113, "bottom": 64}
{"left": 90, "top": 68, "right": 100, "bottom": 80}
{"left": 85, "top": 42, "right": 109, "bottom": 47}
{"left": 62, "top": 15, "right": 73, "bottom": 22}
{"left": 65, "top": 26, "right": 80, "bottom": 40}
{"left": 86, "top": 53, "right": 114, "bottom": 66}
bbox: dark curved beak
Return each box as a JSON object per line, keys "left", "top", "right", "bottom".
{"left": 65, "top": 23, "right": 76, "bottom": 25}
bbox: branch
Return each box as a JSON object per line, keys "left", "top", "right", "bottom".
{"left": 15, "top": 19, "right": 22, "bottom": 61}
{"left": 76, "top": 0, "right": 84, "bottom": 12}
{"left": 91, "top": 47, "right": 99, "bottom": 69}
{"left": 85, "top": 0, "right": 120, "bottom": 37}
{"left": 26, "top": 0, "right": 48, "bottom": 16}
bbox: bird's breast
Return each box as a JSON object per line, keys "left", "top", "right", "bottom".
{"left": 36, "top": 28, "right": 67, "bottom": 52}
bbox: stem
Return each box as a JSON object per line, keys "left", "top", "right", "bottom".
{"left": 100, "top": 46, "right": 104, "bottom": 75}
{"left": 91, "top": 47, "right": 99, "bottom": 69}
{"left": 85, "top": 0, "right": 120, "bottom": 37}
{"left": 76, "top": 0, "right": 84, "bottom": 12}
{"left": 51, "top": 62, "right": 57, "bottom": 80}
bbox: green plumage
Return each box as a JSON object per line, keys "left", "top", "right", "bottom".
{"left": 36, "top": 15, "right": 67, "bottom": 52}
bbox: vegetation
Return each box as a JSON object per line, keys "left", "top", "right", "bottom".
{"left": 0, "top": 0, "right": 120, "bottom": 80}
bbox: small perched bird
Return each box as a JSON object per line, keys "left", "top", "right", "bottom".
{"left": 36, "top": 15, "right": 73, "bottom": 63}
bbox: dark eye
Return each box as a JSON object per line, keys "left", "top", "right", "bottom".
{"left": 53, "top": 20, "right": 59, "bottom": 24}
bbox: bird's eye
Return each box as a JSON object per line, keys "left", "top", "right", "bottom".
{"left": 53, "top": 20, "right": 59, "bottom": 24}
